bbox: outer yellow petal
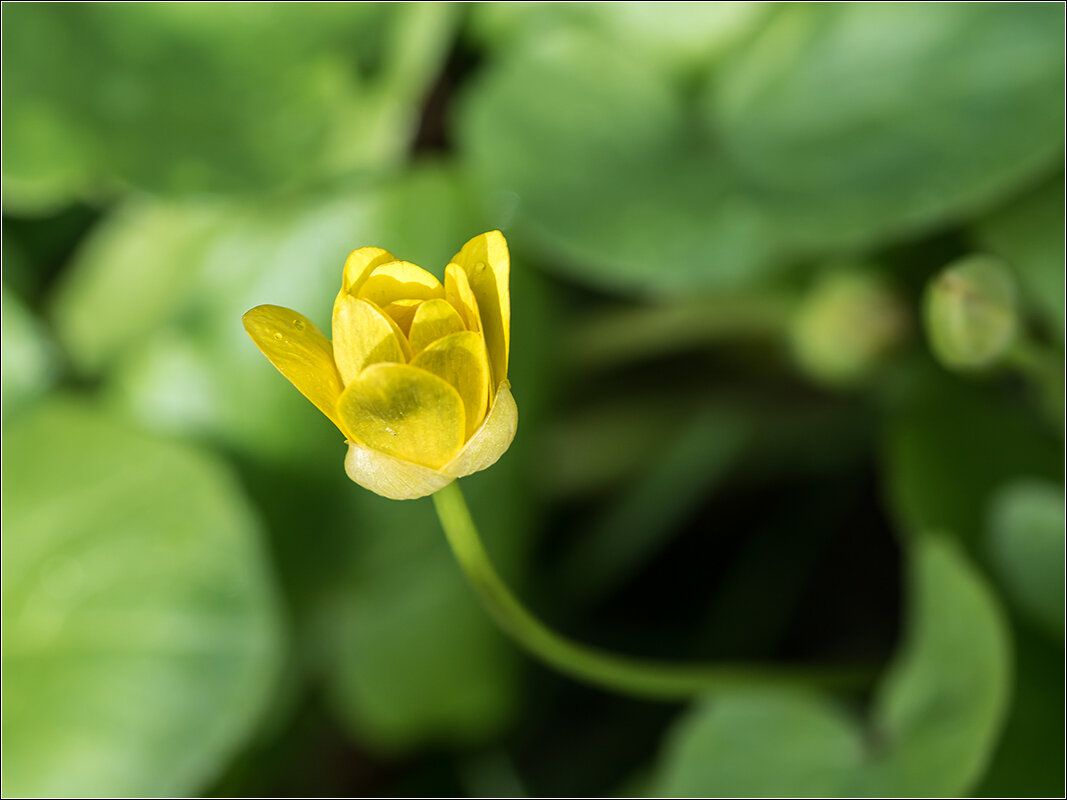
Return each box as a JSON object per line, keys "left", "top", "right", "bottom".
{"left": 358, "top": 260, "right": 444, "bottom": 308}
{"left": 408, "top": 297, "right": 467, "bottom": 354}
{"left": 412, "top": 331, "right": 490, "bottom": 439}
{"left": 332, "top": 295, "right": 408, "bottom": 385}
{"left": 344, "top": 444, "right": 454, "bottom": 500}
{"left": 342, "top": 246, "right": 396, "bottom": 294}
{"left": 445, "top": 262, "right": 483, "bottom": 334}
{"left": 242, "top": 304, "right": 347, "bottom": 437}
{"left": 343, "top": 380, "right": 517, "bottom": 499}
{"left": 451, "top": 231, "right": 510, "bottom": 384}
{"left": 337, "top": 363, "right": 466, "bottom": 469}
{"left": 443, "top": 381, "right": 517, "bottom": 478}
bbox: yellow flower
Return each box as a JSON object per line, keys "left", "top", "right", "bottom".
{"left": 243, "top": 231, "right": 516, "bottom": 500}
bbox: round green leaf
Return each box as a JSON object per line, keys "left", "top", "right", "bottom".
{"left": 710, "top": 3, "right": 1065, "bottom": 249}
{"left": 1, "top": 399, "right": 283, "bottom": 796}
{"left": 459, "top": 32, "right": 780, "bottom": 295}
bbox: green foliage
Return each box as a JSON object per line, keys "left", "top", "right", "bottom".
{"left": 986, "top": 479, "right": 1065, "bottom": 638}
{"left": 0, "top": 289, "right": 56, "bottom": 418}
{"left": 1, "top": 3, "right": 456, "bottom": 209}
{"left": 1, "top": 400, "right": 282, "bottom": 796}
{"left": 321, "top": 475, "right": 524, "bottom": 751}
{"left": 652, "top": 537, "right": 1010, "bottom": 797}
{"left": 883, "top": 368, "right": 1060, "bottom": 543}
{"left": 975, "top": 175, "right": 1066, "bottom": 343}
{"left": 459, "top": 30, "right": 781, "bottom": 295}
{"left": 51, "top": 165, "right": 482, "bottom": 460}
{"left": 711, "top": 3, "right": 1065, "bottom": 249}
{"left": 2, "top": 3, "right": 1062, "bottom": 796}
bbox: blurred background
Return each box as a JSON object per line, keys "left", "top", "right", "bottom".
{"left": 2, "top": 3, "right": 1063, "bottom": 797}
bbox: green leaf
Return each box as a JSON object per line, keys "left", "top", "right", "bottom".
{"left": 985, "top": 479, "right": 1065, "bottom": 638}
{"left": 710, "top": 3, "right": 1065, "bottom": 249}
{"left": 974, "top": 175, "right": 1066, "bottom": 343}
{"left": 1, "top": 289, "right": 57, "bottom": 419}
{"left": 856, "top": 535, "right": 1011, "bottom": 796}
{"left": 882, "top": 367, "right": 1060, "bottom": 543}
{"left": 470, "top": 2, "right": 770, "bottom": 75}
{"left": 1, "top": 399, "right": 282, "bottom": 796}
{"left": 320, "top": 466, "right": 528, "bottom": 752}
{"left": 459, "top": 32, "right": 780, "bottom": 295}
{"left": 651, "top": 537, "right": 1010, "bottom": 797}
{"left": 1, "top": 4, "right": 455, "bottom": 208}
{"left": 654, "top": 689, "right": 862, "bottom": 797}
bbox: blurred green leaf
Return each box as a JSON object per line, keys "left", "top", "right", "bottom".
{"left": 651, "top": 537, "right": 1010, "bottom": 797}
{"left": 51, "top": 200, "right": 229, "bottom": 372}
{"left": 470, "top": 2, "right": 770, "bottom": 75}
{"left": 459, "top": 32, "right": 780, "bottom": 295}
{"left": 883, "top": 367, "right": 1060, "bottom": 543}
{"left": 1, "top": 289, "right": 57, "bottom": 419}
{"left": 974, "top": 175, "right": 1066, "bottom": 343}
{"left": 320, "top": 481, "right": 522, "bottom": 752}
{"left": 2, "top": 3, "right": 456, "bottom": 209}
{"left": 1, "top": 398, "right": 282, "bottom": 796}
{"left": 985, "top": 479, "right": 1065, "bottom": 638}
{"left": 855, "top": 534, "right": 1010, "bottom": 796}
{"left": 51, "top": 164, "right": 483, "bottom": 460}
{"left": 710, "top": 3, "right": 1065, "bottom": 249}
{"left": 654, "top": 688, "right": 861, "bottom": 796}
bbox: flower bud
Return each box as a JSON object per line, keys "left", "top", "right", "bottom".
{"left": 243, "top": 231, "right": 516, "bottom": 499}
{"left": 790, "top": 268, "right": 907, "bottom": 387}
{"left": 924, "top": 255, "right": 1017, "bottom": 370}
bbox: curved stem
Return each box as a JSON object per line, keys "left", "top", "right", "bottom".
{"left": 432, "top": 481, "right": 872, "bottom": 701}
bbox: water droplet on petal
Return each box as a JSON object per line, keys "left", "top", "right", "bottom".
{"left": 273, "top": 332, "right": 284, "bottom": 341}
{"left": 291, "top": 318, "right": 305, "bottom": 330}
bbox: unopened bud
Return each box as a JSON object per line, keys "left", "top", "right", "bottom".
{"left": 924, "top": 255, "right": 1017, "bottom": 370}
{"left": 791, "top": 269, "right": 907, "bottom": 387}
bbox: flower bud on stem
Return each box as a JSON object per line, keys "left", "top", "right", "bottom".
{"left": 432, "top": 481, "right": 873, "bottom": 700}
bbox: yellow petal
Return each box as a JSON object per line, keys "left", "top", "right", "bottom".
{"left": 412, "top": 331, "right": 490, "bottom": 439}
{"left": 337, "top": 362, "right": 466, "bottom": 469}
{"left": 344, "top": 443, "right": 454, "bottom": 500}
{"left": 342, "top": 246, "right": 396, "bottom": 294}
{"left": 445, "top": 262, "right": 483, "bottom": 334}
{"left": 242, "top": 304, "right": 347, "bottom": 437}
{"left": 332, "top": 295, "right": 408, "bottom": 385}
{"left": 451, "top": 231, "right": 510, "bottom": 384}
{"left": 358, "top": 260, "right": 444, "bottom": 308}
{"left": 443, "top": 381, "right": 518, "bottom": 478}
{"left": 408, "top": 297, "right": 467, "bottom": 354}
{"left": 381, "top": 298, "right": 422, "bottom": 335}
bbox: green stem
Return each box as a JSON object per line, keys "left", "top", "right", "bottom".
{"left": 432, "top": 481, "right": 872, "bottom": 701}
